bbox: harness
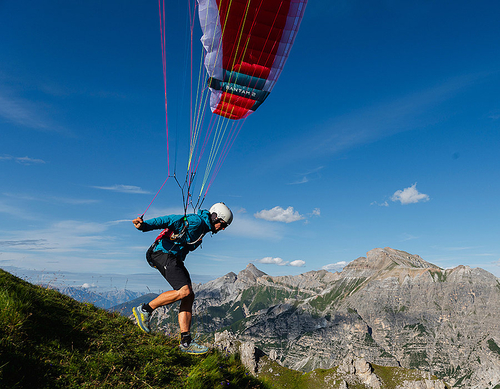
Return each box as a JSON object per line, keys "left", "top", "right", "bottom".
{"left": 145, "top": 216, "right": 206, "bottom": 267}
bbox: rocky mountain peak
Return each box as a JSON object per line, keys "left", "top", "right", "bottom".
{"left": 343, "top": 247, "right": 439, "bottom": 273}
{"left": 237, "top": 263, "right": 267, "bottom": 282}
{"left": 223, "top": 272, "right": 237, "bottom": 282}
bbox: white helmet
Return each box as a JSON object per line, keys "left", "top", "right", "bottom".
{"left": 209, "top": 202, "right": 233, "bottom": 226}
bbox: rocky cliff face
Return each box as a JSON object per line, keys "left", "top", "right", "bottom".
{"left": 214, "top": 330, "right": 450, "bottom": 389}
{"left": 154, "top": 247, "right": 500, "bottom": 389}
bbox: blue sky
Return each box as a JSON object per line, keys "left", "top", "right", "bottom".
{"left": 1, "top": 0, "right": 499, "bottom": 292}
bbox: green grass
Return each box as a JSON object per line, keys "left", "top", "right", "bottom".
{"left": 408, "top": 351, "right": 429, "bottom": 369}
{"left": 256, "top": 359, "right": 450, "bottom": 389}
{"left": 372, "top": 364, "right": 445, "bottom": 388}
{"left": 430, "top": 269, "right": 448, "bottom": 282}
{"left": 240, "top": 286, "right": 300, "bottom": 314}
{"left": 0, "top": 269, "right": 267, "bottom": 389}
{"left": 309, "top": 278, "right": 366, "bottom": 311}
{"left": 488, "top": 338, "right": 500, "bottom": 357}
{"left": 404, "top": 323, "right": 428, "bottom": 336}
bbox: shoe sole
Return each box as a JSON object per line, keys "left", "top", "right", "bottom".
{"left": 132, "top": 307, "right": 150, "bottom": 333}
{"left": 179, "top": 345, "right": 209, "bottom": 355}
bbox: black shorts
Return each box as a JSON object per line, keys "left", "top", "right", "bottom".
{"left": 147, "top": 249, "right": 191, "bottom": 290}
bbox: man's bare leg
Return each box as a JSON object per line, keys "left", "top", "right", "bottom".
{"left": 177, "top": 290, "right": 207, "bottom": 353}
{"left": 148, "top": 284, "right": 192, "bottom": 309}
{"left": 179, "top": 292, "right": 194, "bottom": 333}
{"left": 147, "top": 284, "right": 194, "bottom": 334}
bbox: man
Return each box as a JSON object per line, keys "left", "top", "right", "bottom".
{"left": 132, "top": 202, "right": 233, "bottom": 354}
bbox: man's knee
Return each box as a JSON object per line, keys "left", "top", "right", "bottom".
{"left": 179, "top": 286, "right": 194, "bottom": 313}
{"left": 178, "top": 285, "right": 193, "bottom": 300}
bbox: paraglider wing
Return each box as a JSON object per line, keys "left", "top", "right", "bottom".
{"left": 198, "top": 0, "right": 307, "bottom": 120}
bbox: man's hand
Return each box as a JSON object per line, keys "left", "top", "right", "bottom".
{"left": 133, "top": 216, "right": 144, "bottom": 230}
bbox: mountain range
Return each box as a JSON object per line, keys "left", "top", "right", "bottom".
{"left": 44, "top": 285, "right": 145, "bottom": 309}
{"left": 149, "top": 247, "right": 500, "bottom": 389}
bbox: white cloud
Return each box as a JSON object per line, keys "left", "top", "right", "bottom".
{"left": 92, "top": 184, "right": 151, "bottom": 194}
{"left": 0, "top": 93, "right": 51, "bottom": 130}
{"left": 371, "top": 201, "right": 389, "bottom": 207}
{"left": 400, "top": 233, "right": 419, "bottom": 241}
{"left": 255, "top": 257, "right": 306, "bottom": 267}
{"left": 312, "top": 208, "right": 321, "bottom": 216}
{"left": 0, "top": 155, "right": 46, "bottom": 165}
{"left": 391, "top": 183, "right": 429, "bottom": 205}
{"left": 0, "top": 89, "right": 69, "bottom": 134}
{"left": 322, "top": 261, "right": 347, "bottom": 271}
{"left": 106, "top": 219, "right": 133, "bottom": 226}
{"left": 288, "top": 166, "right": 324, "bottom": 185}
{"left": 254, "top": 206, "right": 304, "bottom": 223}
{"left": 0, "top": 220, "right": 110, "bottom": 254}
{"left": 221, "top": 213, "right": 284, "bottom": 240}
{"left": 290, "top": 176, "right": 309, "bottom": 184}
{"left": 256, "top": 257, "right": 288, "bottom": 266}
{"left": 16, "top": 156, "right": 46, "bottom": 165}
{"left": 0, "top": 199, "right": 39, "bottom": 220}
{"left": 0, "top": 218, "right": 140, "bottom": 274}
{"left": 3, "top": 192, "right": 98, "bottom": 205}
{"left": 0, "top": 239, "right": 48, "bottom": 248}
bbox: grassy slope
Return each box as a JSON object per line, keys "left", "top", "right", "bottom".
{"left": 0, "top": 269, "right": 266, "bottom": 389}
{"left": 0, "top": 269, "right": 450, "bottom": 389}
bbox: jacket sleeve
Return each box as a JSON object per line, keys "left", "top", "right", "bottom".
{"left": 141, "top": 214, "right": 183, "bottom": 232}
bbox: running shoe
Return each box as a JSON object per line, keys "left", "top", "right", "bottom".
{"left": 179, "top": 341, "right": 209, "bottom": 355}
{"left": 132, "top": 305, "right": 151, "bottom": 333}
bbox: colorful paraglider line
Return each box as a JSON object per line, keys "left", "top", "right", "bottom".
{"left": 142, "top": 0, "right": 308, "bottom": 218}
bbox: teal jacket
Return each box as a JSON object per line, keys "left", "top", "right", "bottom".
{"left": 141, "top": 210, "right": 214, "bottom": 260}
